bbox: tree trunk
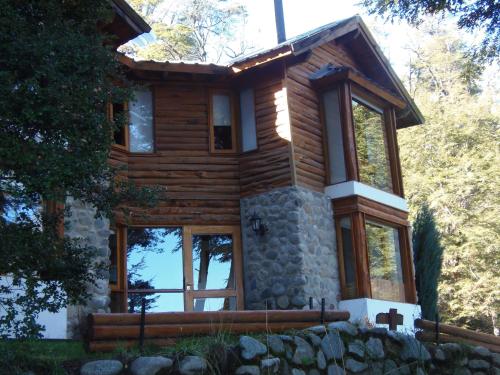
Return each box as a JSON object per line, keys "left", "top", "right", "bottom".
{"left": 194, "top": 236, "right": 210, "bottom": 312}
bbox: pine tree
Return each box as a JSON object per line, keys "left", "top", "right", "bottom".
{"left": 412, "top": 204, "right": 443, "bottom": 320}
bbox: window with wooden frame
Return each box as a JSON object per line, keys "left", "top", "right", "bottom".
{"left": 109, "top": 102, "right": 129, "bottom": 150}
{"left": 108, "top": 88, "right": 155, "bottom": 153}
{"left": 209, "top": 90, "right": 237, "bottom": 153}
{"left": 109, "top": 225, "right": 244, "bottom": 313}
{"left": 315, "top": 68, "right": 405, "bottom": 196}
{"left": 333, "top": 195, "right": 416, "bottom": 304}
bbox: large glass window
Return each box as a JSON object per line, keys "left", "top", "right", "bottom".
{"left": 126, "top": 227, "right": 184, "bottom": 313}
{"left": 129, "top": 89, "right": 154, "bottom": 153}
{"left": 323, "top": 89, "right": 347, "bottom": 184}
{"left": 352, "top": 98, "right": 393, "bottom": 192}
{"left": 366, "top": 221, "right": 405, "bottom": 302}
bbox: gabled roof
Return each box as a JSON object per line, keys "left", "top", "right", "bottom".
{"left": 105, "top": 0, "right": 152, "bottom": 46}
{"left": 230, "top": 16, "right": 424, "bottom": 128}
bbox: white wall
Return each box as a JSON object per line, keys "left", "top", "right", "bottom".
{"left": 0, "top": 276, "right": 67, "bottom": 339}
{"left": 339, "top": 298, "right": 421, "bottom": 334}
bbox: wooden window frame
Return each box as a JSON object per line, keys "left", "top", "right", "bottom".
{"left": 333, "top": 196, "right": 416, "bottom": 304}
{"left": 316, "top": 72, "right": 405, "bottom": 197}
{"left": 208, "top": 89, "right": 238, "bottom": 154}
{"left": 109, "top": 224, "right": 244, "bottom": 313}
{"left": 108, "top": 102, "right": 130, "bottom": 151}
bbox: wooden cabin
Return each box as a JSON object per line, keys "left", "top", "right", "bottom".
{"left": 39, "top": 2, "right": 426, "bottom": 338}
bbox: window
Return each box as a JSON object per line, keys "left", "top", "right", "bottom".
{"left": 109, "top": 225, "right": 243, "bottom": 313}
{"left": 323, "top": 89, "right": 347, "bottom": 184}
{"left": 129, "top": 89, "right": 154, "bottom": 153}
{"left": 110, "top": 102, "right": 128, "bottom": 148}
{"left": 366, "top": 220, "right": 405, "bottom": 302}
{"left": 352, "top": 97, "right": 393, "bottom": 193}
{"left": 209, "top": 91, "right": 236, "bottom": 152}
{"left": 239, "top": 88, "right": 257, "bottom": 152}
{"left": 333, "top": 196, "right": 416, "bottom": 303}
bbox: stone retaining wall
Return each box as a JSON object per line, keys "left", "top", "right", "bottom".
{"left": 64, "top": 198, "right": 112, "bottom": 339}
{"left": 79, "top": 322, "right": 500, "bottom": 374}
{"left": 240, "top": 186, "right": 340, "bottom": 311}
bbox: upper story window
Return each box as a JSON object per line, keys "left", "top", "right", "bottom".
{"left": 352, "top": 97, "right": 392, "bottom": 193}
{"left": 239, "top": 88, "right": 258, "bottom": 153}
{"left": 129, "top": 89, "right": 154, "bottom": 153}
{"left": 110, "top": 88, "right": 154, "bottom": 153}
{"left": 318, "top": 74, "right": 403, "bottom": 196}
{"left": 209, "top": 90, "right": 236, "bottom": 153}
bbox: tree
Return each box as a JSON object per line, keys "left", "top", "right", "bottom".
{"left": 361, "top": 0, "right": 500, "bottom": 61}
{"left": 412, "top": 204, "right": 443, "bottom": 320}
{"left": 0, "top": 0, "right": 158, "bottom": 337}
{"left": 398, "top": 23, "right": 500, "bottom": 334}
{"left": 125, "top": 0, "right": 249, "bottom": 63}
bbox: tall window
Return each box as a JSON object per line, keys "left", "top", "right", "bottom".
{"left": 352, "top": 97, "right": 393, "bottom": 193}
{"left": 129, "top": 89, "right": 154, "bottom": 153}
{"left": 323, "top": 89, "right": 347, "bottom": 184}
{"left": 210, "top": 91, "right": 236, "bottom": 152}
{"left": 239, "top": 88, "right": 257, "bottom": 152}
{"left": 366, "top": 220, "right": 405, "bottom": 302}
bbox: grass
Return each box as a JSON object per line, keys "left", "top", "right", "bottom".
{"left": 0, "top": 331, "right": 249, "bottom": 375}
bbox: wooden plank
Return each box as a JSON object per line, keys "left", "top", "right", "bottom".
{"left": 90, "top": 310, "right": 350, "bottom": 326}
{"left": 415, "top": 319, "right": 500, "bottom": 347}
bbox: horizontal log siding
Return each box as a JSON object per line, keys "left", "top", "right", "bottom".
{"left": 124, "top": 83, "right": 240, "bottom": 225}
{"left": 239, "top": 76, "right": 293, "bottom": 196}
{"left": 286, "top": 41, "right": 360, "bottom": 191}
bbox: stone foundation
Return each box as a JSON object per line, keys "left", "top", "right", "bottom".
{"left": 240, "top": 186, "right": 340, "bottom": 311}
{"left": 64, "top": 198, "right": 111, "bottom": 339}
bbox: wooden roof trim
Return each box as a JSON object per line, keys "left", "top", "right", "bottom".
{"left": 230, "top": 46, "right": 292, "bottom": 72}
{"left": 111, "top": 0, "right": 151, "bottom": 34}
{"left": 310, "top": 66, "right": 407, "bottom": 109}
{"left": 118, "top": 54, "right": 231, "bottom": 75}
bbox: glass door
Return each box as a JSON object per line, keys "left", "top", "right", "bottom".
{"left": 183, "top": 226, "right": 244, "bottom": 311}
{"left": 109, "top": 225, "right": 243, "bottom": 313}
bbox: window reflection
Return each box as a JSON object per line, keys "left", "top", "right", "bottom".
{"left": 338, "top": 217, "right": 357, "bottom": 299}
{"left": 366, "top": 221, "right": 405, "bottom": 302}
{"left": 192, "top": 234, "right": 234, "bottom": 291}
{"left": 212, "top": 94, "right": 233, "bottom": 150}
{"left": 126, "top": 227, "right": 183, "bottom": 312}
{"left": 352, "top": 98, "right": 393, "bottom": 192}
{"left": 193, "top": 297, "right": 236, "bottom": 312}
{"left": 129, "top": 89, "right": 154, "bottom": 153}
{"left": 128, "top": 292, "right": 184, "bottom": 313}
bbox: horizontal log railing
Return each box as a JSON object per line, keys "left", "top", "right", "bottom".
{"left": 87, "top": 310, "right": 350, "bottom": 352}
{"left": 415, "top": 319, "right": 500, "bottom": 353}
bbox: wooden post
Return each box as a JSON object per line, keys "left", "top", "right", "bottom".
{"left": 376, "top": 308, "right": 403, "bottom": 331}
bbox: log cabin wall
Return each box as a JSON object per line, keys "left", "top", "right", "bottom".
{"left": 285, "top": 41, "right": 361, "bottom": 192}
{"left": 238, "top": 63, "right": 294, "bottom": 197}
{"left": 115, "top": 80, "right": 241, "bottom": 226}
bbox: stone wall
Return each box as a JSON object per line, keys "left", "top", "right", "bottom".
{"left": 240, "top": 186, "right": 340, "bottom": 311}
{"left": 64, "top": 198, "right": 111, "bottom": 339}
{"left": 77, "top": 322, "right": 500, "bottom": 374}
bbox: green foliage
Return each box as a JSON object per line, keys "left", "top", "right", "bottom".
{"left": 398, "top": 25, "right": 500, "bottom": 333}
{"left": 0, "top": 0, "right": 159, "bottom": 337}
{"left": 361, "top": 0, "right": 499, "bottom": 61}
{"left": 412, "top": 204, "right": 443, "bottom": 320}
{"left": 125, "top": 0, "right": 248, "bottom": 62}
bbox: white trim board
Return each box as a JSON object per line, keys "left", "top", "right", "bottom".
{"left": 324, "top": 181, "right": 408, "bottom": 212}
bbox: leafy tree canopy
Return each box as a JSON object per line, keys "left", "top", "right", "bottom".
{"left": 124, "top": 0, "right": 249, "bottom": 62}
{"left": 0, "top": 0, "right": 158, "bottom": 337}
{"left": 361, "top": 0, "right": 500, "bottom": 61}
{"left": 398, "top": 23, "right": 499, "bottom": 334}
